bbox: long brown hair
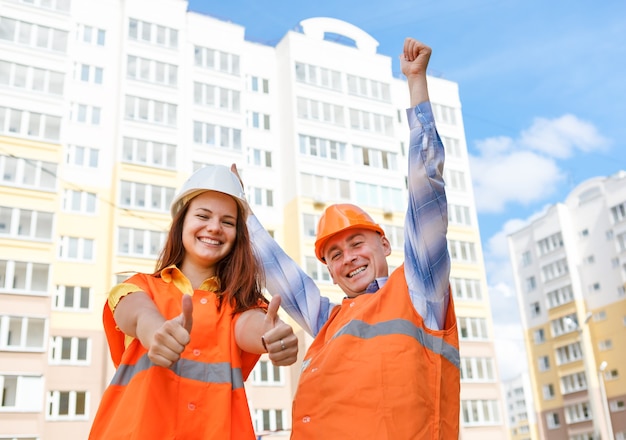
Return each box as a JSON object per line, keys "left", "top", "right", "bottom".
{"left": 154, "top": 195, "right": 267, "bottom": 314}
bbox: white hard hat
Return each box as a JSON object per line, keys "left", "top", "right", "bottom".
{"left": 170, "top": 164, "right": 247, "bottom": 218}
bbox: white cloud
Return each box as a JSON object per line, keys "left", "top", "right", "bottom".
{"left": 520, "top": 114, "right": 610, "bottom": 159}
{"left": 469, "top": 147, "right": 564, "bottom": 213}
{"left": 468, "top": 114, "right": 607, "bottom": 214}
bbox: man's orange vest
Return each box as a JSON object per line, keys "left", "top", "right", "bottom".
{"left": 89, "top": 273, "right": 260, "bottom": 440}
{"left": 291, "top": 265, "right": 460, "bottom": 439}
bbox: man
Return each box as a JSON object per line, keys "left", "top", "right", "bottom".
{"left": 245, "top": 37, "right": 460, "bottom": 439}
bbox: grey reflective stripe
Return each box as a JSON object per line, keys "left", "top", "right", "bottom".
{"left": 110, "top": 354, "right": 244, "bottom": 389}
{"left": 332, "top": 318, "right": 460, "bottom": 369}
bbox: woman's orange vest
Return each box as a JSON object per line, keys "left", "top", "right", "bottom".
{"left": 291, "top": 265, "right": 460, "bottom": 439}
{"left": 89, "top": 272, "right": 261, "bottom": 440}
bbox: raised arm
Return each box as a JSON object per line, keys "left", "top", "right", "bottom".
{"left": 247, "top": 213, "right": 333, "bottom": 336}
{"left": 401, "top": 38, "right": 451, "bottom": 331}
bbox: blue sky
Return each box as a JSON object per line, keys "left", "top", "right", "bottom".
{"left": 188, "top": 0, "right": 626, "bottom": 380}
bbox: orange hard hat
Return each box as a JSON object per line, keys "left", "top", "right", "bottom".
{"left": 314, "top": 204, "right": 385, "bottom": 262}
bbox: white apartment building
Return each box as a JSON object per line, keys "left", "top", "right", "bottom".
{"left": 0, "top": 1, "right": 508, "bottom": 438}
{"left": 508, "top": 171, "right": 626, "bottom": 440}
{"left": 503, "top": 372, "right": 540, "bottom": 440}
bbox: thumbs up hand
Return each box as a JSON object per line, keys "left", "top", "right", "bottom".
{"left": 261, "top": 295, "right": 298, "bottom": 366}
{"left": 147, "top": 294, "right": 193, "bottom": 368}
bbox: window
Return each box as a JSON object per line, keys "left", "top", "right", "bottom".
{"left": 461, "top": 400, "right": 501, "bottom": 426}
{"left": 248, "top": 75, "right": 269, "bottom": 93}
{"left": 253, "top": 408, "right": 284, "bottom": 432}
{"left": 0, "top": 60, "right": 65, "bottom": 95}
{"left": 348, "top": 108, "right": 393, "bottom": 135}
{"left": 0, "top": 374, "right": 44, "bottom": 411}
{"left": 70, "top": 103, "right": 101, "bottom": 125}
{"left": 54, "top": 285, "right": 91, "bottom": 311}
{"left": 0, "top": 107, "right": 61, "bottom": 141}
{"left": 128, "top": 18, "right": 177, "bottom": 48}
{"left": 565, "top": 401, "right": 592, "bottom": 424}
{"left": 125, "top": 96, "right": 176, "bottom": 126}
{"left": 448, "top": 204, "right": 472, "bottom": 226}
{"left": 457, "top": 317, "right": 488, "bottom": 340}
{"left": 546, "top": 412, "right": 560, "bottom": 429}
{"left": 66, "top": 145, "right": 99, "bottom": 168}
{"left": 118, "top": 227, "right": 165, "bottom": 258}
{"left": 610, "top": 201, "right": 626, "bottom": 223}
{"left": 530, "top": 302, "right": 541, "bottom": 318}
{"left": 432, "top": 103, "right": 457, "bottom": 126}
{"left": 354, "top": 182, "right": 403, "bottom": 212}
{"left": 119, "top": 180, "right": 175, "bottom": 212}
{"left": 346, "top": 74, "right": 391, "bottom": 102}
{"left": 193, "top": 82, "right": 239, "bottom": 111}
{"left": 542, "top": 383, "right": 555, "bottom": 400}
{"left": 440, "top": 135, "right": 462, "bottom": 158}
{"left": 296, "top": 97, "right": 344, "bottom": 126}
{"left": 0, "top": 260, "right": 50, "bottom": 294}
{"left": 193, "top": 121, "right": 241, "bottom": 151}
{"left": 247, "top": 111, "right": 271, "bottom": 130}
{"left": 128, "top": 55, "right": 178, "bottom": 86}
{"left": 299, "top": 134, "right": 346, "bottom": 161}
{"left": 451, "top": 278, "right": 483, "bottom": 301}
{"left": 521, "top": 251, "right": 532, "bottom": 267}
{"left": 556, "top": 342, "right": 583, "bottom": 365}
{"left": 46, "top": 390, "right": 88, "bottom": 420}
{"left": 247, "top": 147, "right": 272, "bottom": 168}
{"left": 449, "top": 240, "right": 478, "bottom": 264}
{"left": 0, "top": 315, "right": 46, "bottom": 350}
{"left": 0, "top": 206, "right": 53, "bottom": 240}
{"left": 49, "top": 336, "right": 90, "bottom": 364}
{"left": 62, "top": 189, "right": 97, "bottom": 214}
{"left": 300, "top": 173, "right": 351, "bottom": 203}
{"left": 550, "top": 313, "right": 578, "bottom": 337}
{"left": 560, "top": 371, "right": 587, "bottom": 395}
{"left": 77, "top": 24, "right": 106, "bottom": 46}
{"left": 538, "top": 356, "right": 550, "bottom": 372}
{"left": 248, "top": 187, "right": 274, "bottom": 208}
{"left": 353, "top": 145, "right": 398, "bottom": 171}
{"left": 546, "top": 285, "right": 574, "bottom": 309}
{"left": 302, "top": 214, "right": 319, "bottom": 238}
{"left": 460, "top": 357, "right": 495, "bottom": 382}
{"left": 534, "top": 328, "right": 545, "bottom": 344}
{"left": 294, "top": 62, "right": 342, "bottom": 91}
{"left": 305, "top": 256, "right": 331, "bottom": 283}
{"left": 599, "top": 339, "right": 613, "bottom": 351}
{"left": 443, "top": 169, "right": 467, "bottom": 192}
{"left": 526, "top": 276, "right": 537, "bottom": 292}
{"left": 541, "top": 258, "right": 569, "bottom": 282}
{"left": 58, "top": 236, "right": 94, "bottom": 261}
{"left": 194, "top": 46, "right": 239, "bottom": 75}
{"left": 75, "top": 63, "right": 103, "bottom": 85}
{"left": 0, "top": 17, "right": 68, "bottom": 52}
{"left": 250, "top": 360, "right": 282, "bottom": 385}
{"left": 537, "top": 232, "right": 563, "bottom": 256}
{"left": 122, "top": 137, "right": 177, "bottom": 169}
{"left": 381, "top": 223, "right": 404, "bottom": 249}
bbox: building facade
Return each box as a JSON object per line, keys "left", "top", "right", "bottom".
{"left": 0, "top": 1, "right": 508, "bottom": 438}
{"left": 503, "top": 372, "right": 540, "bottom": 440}
{"left": 508, "top": 172, "right": 626, "bottom": 440}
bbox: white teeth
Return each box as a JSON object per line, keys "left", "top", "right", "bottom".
{"left": 199, "top": 238, "right": 220, "bottom": 245}
{"left": 348, "top": 267, "right": 365, "bottom": 278}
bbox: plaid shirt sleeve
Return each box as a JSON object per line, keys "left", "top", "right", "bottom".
{"left": 248, "top": 215, "right": 333, "bottom": 336}
{"left": 404, "top": 101, "right": 451, "bottom": 331}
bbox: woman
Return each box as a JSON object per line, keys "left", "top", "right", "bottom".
{"left": 89, "top": 164, "right": 298, "bottom": 439}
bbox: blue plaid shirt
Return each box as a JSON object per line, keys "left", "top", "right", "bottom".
{"left": 248, "top": 101, "right": 450, "bottom": 335}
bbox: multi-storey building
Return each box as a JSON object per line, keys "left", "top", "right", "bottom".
{"left": 504, "top": 372, "right": 540, "bottom": 440}
{"left": 508, "top": 171, "right": 626, "bottom": 440}
{"left": 0, "top": 1, "right": 508, "bottom": 438}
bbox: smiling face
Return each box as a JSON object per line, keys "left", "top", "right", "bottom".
{"left": 180, "top": 190, "right": 238, "bottom": 276}
{"left": 323, "top": 228, "right": 391, "bottom": 298}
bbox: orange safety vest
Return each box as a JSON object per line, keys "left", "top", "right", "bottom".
{"left": 89, "top": 272, "right": 261, "bottom": 440}
{"left": 291, "top": 265, "right": 460, "bottom": 440}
